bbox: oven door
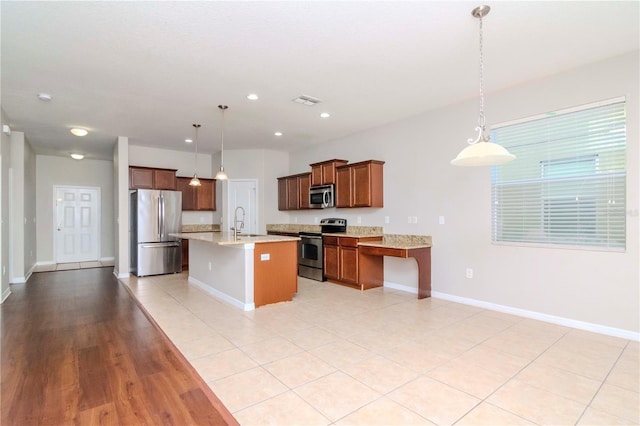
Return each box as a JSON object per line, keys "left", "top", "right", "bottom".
{"left": 298, "top": 234, "right": 323, "bottom": 268}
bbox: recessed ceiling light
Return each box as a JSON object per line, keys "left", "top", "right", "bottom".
{"left": 320, "top": 112, "right": 331, "bottom": 118}
{"left": 70, "top": 153, "right": 84, "bottom": 160}
{"left": 185, "top": 138, "right": 193, "bottom": 143}
{"left": 247, "top": 94, "right": 259, "bottom": 100}
{"left": 37, "top": 93, "right": 52, "bottom": 101}
{"left": 274, "top": 132, "right": 283, "bottom": 136}
{"left": 70, "top": 128, "right": 88, "bottom": 136}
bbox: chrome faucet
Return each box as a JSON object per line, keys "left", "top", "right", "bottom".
{"left": 232, "top": 206, "right": 245, "bottom": 240}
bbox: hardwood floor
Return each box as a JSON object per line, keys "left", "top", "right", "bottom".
{"left": 1, "top": 268, "right": 238, "bottom": 425}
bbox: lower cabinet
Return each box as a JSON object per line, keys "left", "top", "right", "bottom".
{"left": 324, "top": 235, "right": 382, "bottom": 288}
{"left": 181, "top": 239, "right": 189, "bottom": 270}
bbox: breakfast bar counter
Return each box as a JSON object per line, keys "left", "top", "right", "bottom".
{"left": 171, "top": 232, "right": 300, "bottom": 310}
{"left": 358, "top": 234, "right": 432, "bottom": 299}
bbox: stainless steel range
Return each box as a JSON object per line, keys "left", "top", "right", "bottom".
{"left": 298, "top": 218, "right": 347, "bottom": 281}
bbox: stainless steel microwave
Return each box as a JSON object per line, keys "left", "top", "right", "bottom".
{"left": 309, "top": 185, "right": 334, "bottom": 209}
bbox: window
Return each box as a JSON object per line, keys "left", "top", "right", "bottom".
{"left": 491, "top": 98, "right": 626, "bottom": 250}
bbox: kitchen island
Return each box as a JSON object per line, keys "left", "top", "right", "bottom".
{"left": 170, "top": 232, "right": 300, "bottom": 310}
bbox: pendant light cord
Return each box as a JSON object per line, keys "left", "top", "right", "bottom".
{"left": 193, "top": 123, "right": 200, "bottom": 173}
{"left": 478, "top": 14, "right": 486, "bottom": 131}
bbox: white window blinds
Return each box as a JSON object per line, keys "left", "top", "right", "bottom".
{"left": 491, "top": 98, "right": 626, "bottom": 250}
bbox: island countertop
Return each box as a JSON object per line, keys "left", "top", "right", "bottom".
{"left": 171, "top": 231, "right": 299, "bottom": 246}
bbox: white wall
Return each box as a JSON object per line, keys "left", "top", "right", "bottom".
{"left": 289, "top": 52, "right": 639, "bottom": 335}
{"left": 129, "top": 145, "right": 216, "bottom": 225}
{"left": 9, "top": 131, "right": 36, "bottom": 282}
{"left": 114, "top": 136, "right": 130, "bottom": 278}
{"left": 220, "top": 149, "right": 290, "bottom": 233}
{"left": 35, "top": 155, "right": 114, "bottom": 263}
{"left": 1, "top": 109, "right": 11, "bottom": 301}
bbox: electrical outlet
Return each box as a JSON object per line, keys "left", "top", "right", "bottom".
{"left": 412, "top": 216, "right": 418, "bottom": 224}
{"left": 200, "top": 216, "right": 205, "bottom": 223}
{"left": 260, "top": 253, "right": 270, "bottom": 261}
{"left": 314, "top": 217, "right": 319, "bottom": 224}
{"left": 407, "top": 216, "right": 412, "bottom": 224}
{"left": 384, "top": 216, "right": 390, "bottom": 224}
{"left": 466, "top": 268, "right": 473, "bottom": 279}
{"left": 357, "top": 216, "right": 362, "bottom": 224}
{"left": 439, "top": 215, "right": 445, "bottom": 225}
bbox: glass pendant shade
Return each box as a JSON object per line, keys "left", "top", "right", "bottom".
{"left": 215, "top": 166, "right": 228, "bottom": 180}
{"left": 451, "top": 141, "right": 515, "bottom": 166}
{"left": 189, "top": 174, "right": 201, "bottom": 186}
{"left": 451, "top": 5, "right": 515, "bottom": 167}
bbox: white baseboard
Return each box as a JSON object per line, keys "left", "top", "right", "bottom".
{"left": 431, "top": 290, "right": 639, "bottom": 342}
{"left": 1, "top": 287, "right": 11, "bottom": 303}
{"left": 36, "top": 261, "right": 56, "bottom": 266}
{"left": 383, "top": 280, "right": 638, "bottom": 341}
{"left": 100, "top": 256, "right": 115, "bottom": 262}
{"left": 189, "top": 276, "right": 255, "bottom": 311}
{"left": 113, "top": 269, "right": 130, "bottom": 279}
{"left": 384, "top": 281, "right": 418, "bottom": 294}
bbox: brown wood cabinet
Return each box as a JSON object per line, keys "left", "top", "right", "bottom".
{"left": 181, "top": 239, "right": 189, "bottom": 270}
{"left": 176, "top": 177, "right": 216, "bottom": 211}
{"left": 323, "top": 235, "right": 382, "bottom": 288}
{"left": 129, "top": 166, "right": 178, "bottom": 190}
{"left": 335, "top": 160, "right": 384, "bottom": 208}
{"left": 310, "top": 159, "right": 348, "bottom": 186}
{"left": 277, "top": 172, "right": 311, "bottom": 211}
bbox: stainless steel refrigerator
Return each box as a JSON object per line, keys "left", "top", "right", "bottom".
{"left": 130, "top": 189, "right": 182, "bottom": 276}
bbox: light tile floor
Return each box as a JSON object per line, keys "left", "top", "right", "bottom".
{"left": 33, "top": 260, "right": 115, "bottom": 272}
{"left": 121, "top": 272, "right": 639, "bottom": 426}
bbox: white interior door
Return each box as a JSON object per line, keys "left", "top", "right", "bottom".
{"left": 54, "top": 186, "right": 100, "bottom": 263}
{"left": 227, "top": 180, "right": 258, "bottom": 234}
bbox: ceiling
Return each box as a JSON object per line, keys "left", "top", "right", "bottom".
{"left": 2, "top": 1, "right": 638, "bottom": 161}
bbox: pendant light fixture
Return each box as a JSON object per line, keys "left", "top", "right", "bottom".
{"left": 189, "top": 123, "right": 202, "bottom": 186}
{"left": 451, "top": 5, "right": 515, "bottom": 167}
{"left": 215, "top": 105, "right": 229, "bottom": 180}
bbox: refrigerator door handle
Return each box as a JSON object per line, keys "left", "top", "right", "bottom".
{"left": 157, "top": 195, "right": 163, "bottom": 239}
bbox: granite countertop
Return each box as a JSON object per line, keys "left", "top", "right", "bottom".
{"left": 358, "top": 234, "right": 432, "bottom": 249}
{"left": 170, "top": 232, "right": 299, "bottom": 246}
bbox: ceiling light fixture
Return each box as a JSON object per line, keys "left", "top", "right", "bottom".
{"left": 293, "top": 95, "right": 321, "bottom": 106}
{"left": 320, "top": 112, "right": 331, "bottom": 118}
{"left": 70, "top": 153, "right": 84, "bottom": 160}
{"left": 37, "top": 93, "right": 52, "bottom": 101}
{"left": 274, "top": 132, "right": 283, "bottom": 136}
{"left": 185, "top": 138, "right": 193, "bottom": 143}
{"left": 70, "top": 128, "right": 88, "bottom": 137}
{"left": 189, "top": 124, "right": 202, "bottom": 186}
{"left": 247, "top": 94, "right": 259, "bottom": 100}
{"left": 215, "top": 105, "right": 229, "bottom": 180}
{"left": 451, "top": 5, "right": 515, "bottom": 167}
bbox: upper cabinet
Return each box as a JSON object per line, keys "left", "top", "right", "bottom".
{"left": 310, "top": 159, "right": 348, "bottom": 186}
{"left": 335, "top": 160, "right": 384, "bottom": 208}
{"left": 278, "top": 172, "right": 311, "bottom": 211}
{"left": 129, "top": 166, "right": 177, "bottom": 190}
{"left": 176, "top": 177, "right": 216, "bottom": 211}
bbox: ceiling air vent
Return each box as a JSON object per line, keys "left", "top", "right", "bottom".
{"left": 292, "top": 95, "right": 321, "bottom": 106}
